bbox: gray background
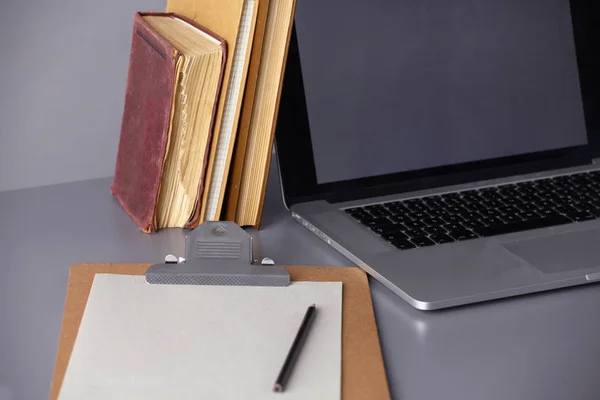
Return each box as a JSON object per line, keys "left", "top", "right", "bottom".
{"left": 0, "top": 0, "right": 589, "bottom": 190}
{"left": 1, "top": 1, "right": 600, "bottom": 399}
{"left": 0, "top": 0, "right": 165, "bottom": 192}
{"left": 295, "top": 0, "right": 588, "bottom": 184}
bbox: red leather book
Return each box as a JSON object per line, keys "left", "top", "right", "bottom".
{"left": 111, "top": 12, "right": 226, "bottom": 232}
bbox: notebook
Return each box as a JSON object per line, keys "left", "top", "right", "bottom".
{"left": 57, "top": 274, "right": 342, "bottom": 399}
{"left": 225, "top": 0, "right": 296, "bottom": 227}
{"left": 224, "top": 0, "right": 271, "bottom": 222}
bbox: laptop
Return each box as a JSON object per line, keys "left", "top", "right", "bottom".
{"left": 274, "top": 0, "right": 600, "bottom": 310}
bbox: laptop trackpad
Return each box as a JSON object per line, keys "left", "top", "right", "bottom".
{"left": 502, "top": 229, "right": 600, "bottom": 274}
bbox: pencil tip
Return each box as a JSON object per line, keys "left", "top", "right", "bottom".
{"left": 310, "top": 303, "right": 316, "bottom": 307}
{"left": 273, "top": 384, "right": 283, "bottom": 392}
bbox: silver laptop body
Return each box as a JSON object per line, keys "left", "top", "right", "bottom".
{"left": 275, "top": 0, "right": 600, "bottom": 309}
{"left": 287, "top": 162, "right": 600, "bottom": 310}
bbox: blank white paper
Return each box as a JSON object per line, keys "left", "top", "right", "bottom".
{"left": 58, "top": 274, "right": 342, "bottom": 400}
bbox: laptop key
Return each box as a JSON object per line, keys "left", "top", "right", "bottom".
{"left": 472, "top": 215, "right": 572, "bottom": 237}
{"left": 536, "top": 208, "right": 560, "bottom": 217}
{"left": 364, "top": 204, "right": 387, "bottom": 213}
{"left": 518, "top": 194, "right": 538, "bottom": 203}
{"left": 500, "top": 191, "right": 520, "bottom": 200}
{"left": 443, "top": 222, "right": 464, "bottom": 231}
{"left": 483, "top": 199, "right": 504, "bottom": 208}
{"left": 517, "top": 211, "right": 540, "bottom": 221}
{"left": 565, "top": 211, "right": 596, "bottom": 222}
{"left": 586, "top": 191, "right": 600, "bottom": 200}
{"left": 407, "top": 203, "right": 429, "bottom": 212}
{"left": 422, "top": 217, "right": 444, "bottom": 226}
{"left": 538, "top": 191, "right": 558, "bottom": 200}
{"left": 382, "top": 232, "right": 409, "bottom": 241}
{"left": 533, "top": 199, "right": 556, "bottom": 208}
{"left": 402, "top": 220, "right": 427, "bottom": 230}
{"left": 501, "top": 197, "right": 519, "bottom": 205}
{"left": 347, "top": 212, "right": 373, "bottom": 223}
{"left": 410, "top": 236, "right": 436, "bottom": 247}
{"left": 461, "top": 219, "right": 486, "bottom": 229}
{"left": 554, "top": 188, "right": 576, "bottom": 197}
{"left": 588, "top": 207, "right": 600, "bottom": 217}
{"left": 425, "top": 200, "right": 446, "bottom": 209}
{"left": 442, "top": 192, "right": 460, "bottom": 199}
{"left": 465, "top": 202, "right": 487, "bottom": 211}
{"left": 497, "top": 206, "right": 518, "bottom": 215}
{"left": 408, "top": 211, "right": 429, "bottom": 220}
{"left": 368, "top": 210, "right": 387, "bottom": 218}
{"left": 423, "top": 226, "right": 447, "bottom": 235}
{"left": 346, "top": 208, "right": 368, "bottom": 216}
{"left": 572, "top": 194, "right": 592, "bottom": 203}
{"left": 442, "top": 215, "right": 465, "bottom": 224}
{"left": 370, "top": 224, "right": 402, "bottom": 235}
{"left": 429, "top": 208, "right": 451, "bottom": 217}
{"left": 390, "top": 239, "right": 417, "bottom": 250}
{"left": 479, "top": 208, "right": 502, "bottom": 218}
{"left": 480, "top": 189, "right": 501, "bottom": 198}
{"left": 448, "top": 230, "right": 479, "bottom": 241}
{"left": 345, "top": 208, "right": 365, "bottom": 216}
{"left": 480, "top": 217, "right": 503, "bottom": 226}
{"left": 403, "top": 228, "right": 426, "bottom": 238}
{"left": 386, "top": 203, "right": 410, "bottom": 214}
{"left": 441, "top": 198, "right": 459, "bottom": 207}
{"left": 355, "top": 215, "right": 377, "bottom": 224}
{"left": 447, "top": 205, "right": 469, "bottom": 214}
{"left": 364, "top": 217, "right": 393, "bottom": 226}
{"left": 555, "top": 197, "right": 578, "bottom": 206}
{"left": 459, "top": 212, "right": 483, "bottom": 222}
{"left": 499, "top": 214, "right": 523, "bottom": 223}
{"left": 588, "top": 199, "right": 600, "bottom": 209}
{"left": 516, "top": 202, "right": 538, "bottom": 212}
{"left": 480, "top": 186, "right": 499, "bottom": 192}
{"left": 555, "top": 205, "right": 579, "bottom": 215}
{"left": 389, "top": 214, "right": 412, "bottom": 224}
{"left": 430, "top": 234, "right": 455, "bottom": 244}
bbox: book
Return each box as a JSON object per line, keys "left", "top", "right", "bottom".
{"left": 112, "top": 0, "right": 296, "bottom": 231}
{"left": 227, "top": 0, "right": 297, "bottom": 227}
{"left": 166, "top": 0, "right": 260, "bottom": 223}
{"left": 224, "top": 0, "right": 271, "bottom": 222}
{"left": 110, "top": 12, "right": 226, "bottom": 233}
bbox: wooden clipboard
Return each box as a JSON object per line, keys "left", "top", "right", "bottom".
{"left": 49, "top": 264, "right": 390, "bottom": 400}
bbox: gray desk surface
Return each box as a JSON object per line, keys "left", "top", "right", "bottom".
{"left": 1, "top": 166, "right": 600, "bottom": 400}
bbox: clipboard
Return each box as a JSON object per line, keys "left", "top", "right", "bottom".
{"left": 49, "top": 263, "right": 390, "bottom": 400}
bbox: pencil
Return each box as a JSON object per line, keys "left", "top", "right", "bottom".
{"left": 273, "top": 303, "right": 317, "bottom": 392}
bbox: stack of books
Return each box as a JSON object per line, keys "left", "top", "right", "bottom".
{"left": 111, "top": 0, "right": 295, "bottom": 232}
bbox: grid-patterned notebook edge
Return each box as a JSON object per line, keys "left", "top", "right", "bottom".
{"left": 204, "top": 0, "right": 256, "bottom": 220}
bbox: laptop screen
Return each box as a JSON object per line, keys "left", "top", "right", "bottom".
{"left": 294, "top": 0, "right": 588, "bottom": 185}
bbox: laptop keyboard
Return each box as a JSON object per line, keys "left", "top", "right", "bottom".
{"left": 344, "top": 170, "right": 600, "bottom": 250}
